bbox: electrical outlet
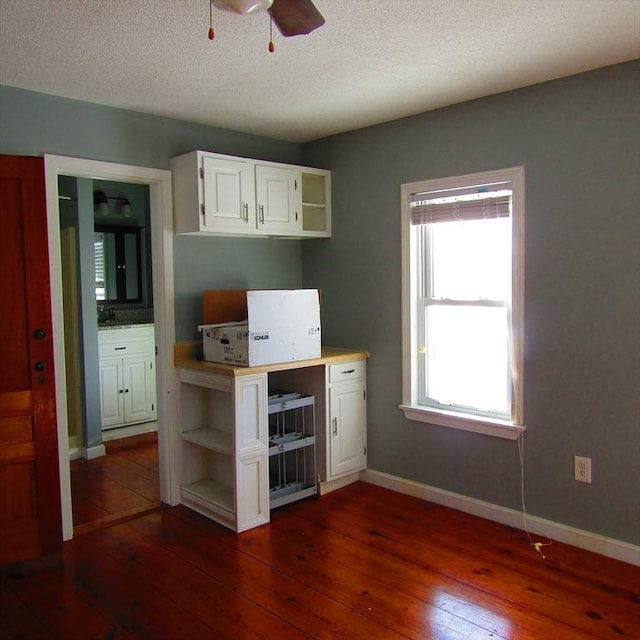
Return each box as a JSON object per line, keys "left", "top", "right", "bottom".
{"left": 574, "top": 456, "right": 592, "bottom": 483}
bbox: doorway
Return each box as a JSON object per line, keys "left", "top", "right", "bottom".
{"left": 59, "top": 176, "right": 160, "bottom": 532}
{"left": 44, "top": 155, "right": 177, "bottom": 541}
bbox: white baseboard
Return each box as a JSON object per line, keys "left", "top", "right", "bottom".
{"left": 67, "top": 447, "right": 83, "bottom": 461}
{"left": 82, "top": 444, "right": 106, "bottom": 460}
{"left": 319, "top": 472, "right": 361, "bottom": 496}
{"left": 361, "top": 469, "right": 640, "bottom": 567}
{"left": 102, "top": 421, "right": 158, "bottom": 442}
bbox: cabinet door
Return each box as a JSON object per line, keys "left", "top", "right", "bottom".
{"left": 123, "top": 355, "right": 156, "bottom": 424}
{"left": 99, "top": 357, "right": 124, "bottom": 428}
{"left": 328, "top": 381, "right": 366, "bottom": 479}
{"left": 255, "top": 164, "right": 301, "bottom": 234}
{"left": 236, "top": 453, "right": 269, "bottom": 532}
{"left": 202, "top": 155, "right": 256, "bottom": 232}
{"left": 235, "top": 374, "right": 267, "bottom": 453}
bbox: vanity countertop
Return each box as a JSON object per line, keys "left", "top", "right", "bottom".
{"left": 98, "top": 322, "right": 154, "bottom": 331}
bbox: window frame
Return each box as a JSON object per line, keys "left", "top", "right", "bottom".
{"left": 400, "top": 166, "right": 526, "bottom": 440}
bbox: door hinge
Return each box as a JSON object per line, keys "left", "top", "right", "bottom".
{"left": 363, "top": 389, "right": 366, "bottom": 400}
{"left": 150, "top": 361, "right": 153, "bottom": 370}
{"left": 201, "top": 203, "right": 205, "bottom": 218}
{"left": 152, "top": 403, "right": 154, "bottom": 412}
{"left": 199, "top": 167, "right": 204, "bottom": 179}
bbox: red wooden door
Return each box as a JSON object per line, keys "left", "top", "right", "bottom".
{"left": 0, "top": 155, "right": 62, "bottom": 565}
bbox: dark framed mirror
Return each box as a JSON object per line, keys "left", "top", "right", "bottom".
{"left": 94, "top": 225, "right": 143, "bottom": 304}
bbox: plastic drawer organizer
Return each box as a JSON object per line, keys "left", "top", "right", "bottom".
{"left": 268, "top": 390, "right": 317, "bottom": 508}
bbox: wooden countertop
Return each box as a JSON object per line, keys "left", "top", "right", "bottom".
{"left": 174, "top": 342, "right": 369, "bottom": 377}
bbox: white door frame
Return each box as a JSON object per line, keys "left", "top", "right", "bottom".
{"left": 44, "top": 155, "right": 179, "bottom": 540}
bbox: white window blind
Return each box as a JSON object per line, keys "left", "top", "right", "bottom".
{"left": 410, "top": 188, "right": 512, "bottom": 225}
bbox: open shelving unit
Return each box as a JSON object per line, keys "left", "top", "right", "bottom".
{"left": 301, "top": 169, "right": 331, "bottom": 235}
{"left": 176, "top": 368, "right": 269, "bottom": 532}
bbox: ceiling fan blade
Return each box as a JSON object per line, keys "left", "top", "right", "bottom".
{"left": 268, "top": 0, "right": 325, "bottom": 37}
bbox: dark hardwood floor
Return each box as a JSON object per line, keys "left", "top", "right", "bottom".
{"left": 69, "top": 431, "right": 161, "bottom": 535}
{"left": 2, "top": 435, "right": 639, "bottom": 639}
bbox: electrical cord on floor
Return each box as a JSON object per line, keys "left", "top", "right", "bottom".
{"left": 518, "top": 432, "right": 553, "bottom": 558}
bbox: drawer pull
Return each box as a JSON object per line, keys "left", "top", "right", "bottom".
{"left": 342, "top": 369, "right": 355, "bottom": 375}
{"left": 114, "top": 346, "right": 126, "bottom": 350}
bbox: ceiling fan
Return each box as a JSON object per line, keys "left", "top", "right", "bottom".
{"left": 209, "top": 0, "right": 325, "bottom": 50}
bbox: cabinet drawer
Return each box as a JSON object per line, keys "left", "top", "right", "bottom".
{"left": 98, "top": 326, "right": 155, "bottom": 358}
{"left": 328, "top": 360, "right": 365, "bottom": 383}
{"left": 99, "top": 337, "right": 154, "bottom": 358}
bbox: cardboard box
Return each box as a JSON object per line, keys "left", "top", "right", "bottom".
{"left": 200, "top": 322, "right": 250, "bottom": 366}
{"left": 199, "top": 289, "right": 321, "bottom": 366}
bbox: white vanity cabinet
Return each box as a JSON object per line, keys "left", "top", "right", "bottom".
{"left": 326, "top": 361, "right": 367, "bottom": 480}
{"left": 171, "top": 150, "right": 330, "bottom": 238}
{"left": 98, "top": 325, "right": 157, "bottom": 430}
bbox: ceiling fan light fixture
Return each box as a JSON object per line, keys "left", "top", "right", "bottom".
{"left": 212, "top": 0, "right": 273, "bottom": 15}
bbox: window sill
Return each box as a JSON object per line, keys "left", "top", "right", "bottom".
{"left": 400, "top": 404, "right": 525, "bottom": 440}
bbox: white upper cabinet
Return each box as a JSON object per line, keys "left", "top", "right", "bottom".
{"left": 171, "top": 150, "right": 330, "bottom": 238}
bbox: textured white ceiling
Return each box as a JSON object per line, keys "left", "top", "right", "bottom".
{"left": 0, "top": 0, "right": 638, "bottom": 142}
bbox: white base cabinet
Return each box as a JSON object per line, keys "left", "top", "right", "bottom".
{"left": 98, "top": 325, "right": 156, "bottom": 430}
{"left": 171, "top": 150, "right": 331, "bottom": 238}
{"left": 327, "top": 361, "right": 367, "bottom": 480}
{"left": 271, "top": 358, "right": 367, "bottom": 484}
{"left": 175, "top": 348, "right": 367, "bottom": 533}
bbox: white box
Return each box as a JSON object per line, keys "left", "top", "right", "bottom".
{"left": 200, "top": 289, "right": 321, "bottom": 366}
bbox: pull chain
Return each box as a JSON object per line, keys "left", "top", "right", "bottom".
{"left": 208, "top": 0, "right": 215, "bottom": 40}
{"left": 268, "top": 14, "right": 275, "bottom": 52}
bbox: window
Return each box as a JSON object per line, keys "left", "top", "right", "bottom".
{"left": 94, "top": 226, "right": 143, "bottom": 304}
{"left": 94, "top": 232, "right": 106, "bottom": 301}
{"left": 400, "top": 167, "right": 525, "bottom": 439}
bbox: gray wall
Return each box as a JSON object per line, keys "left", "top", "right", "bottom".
{"left": 0, "top": 85, "right": 304, "bottom": 341}
{"left": 1, "top": 61, "right": 638, "bottom": 545}
{"left": 300, "top": 61, "right": 640, "bottom": 545}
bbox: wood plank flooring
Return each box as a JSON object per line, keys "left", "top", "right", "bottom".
{"left": 69, "top": 432, "right": 161, "bottom": 535}
{"left": 2, "top": 437, "right": 638, "bottom": 639}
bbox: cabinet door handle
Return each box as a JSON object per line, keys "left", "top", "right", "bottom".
{"left": 332, "top": 417, "right": 338, "bottom": 435}
{"left": 114, "top": 346, "right": 126, "bottom": 351}
{"left": 242, "top": 202, "right": 248, "bottom": 222}
{"left": 259, "top": 204, "right": 264, "bottom": 224}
